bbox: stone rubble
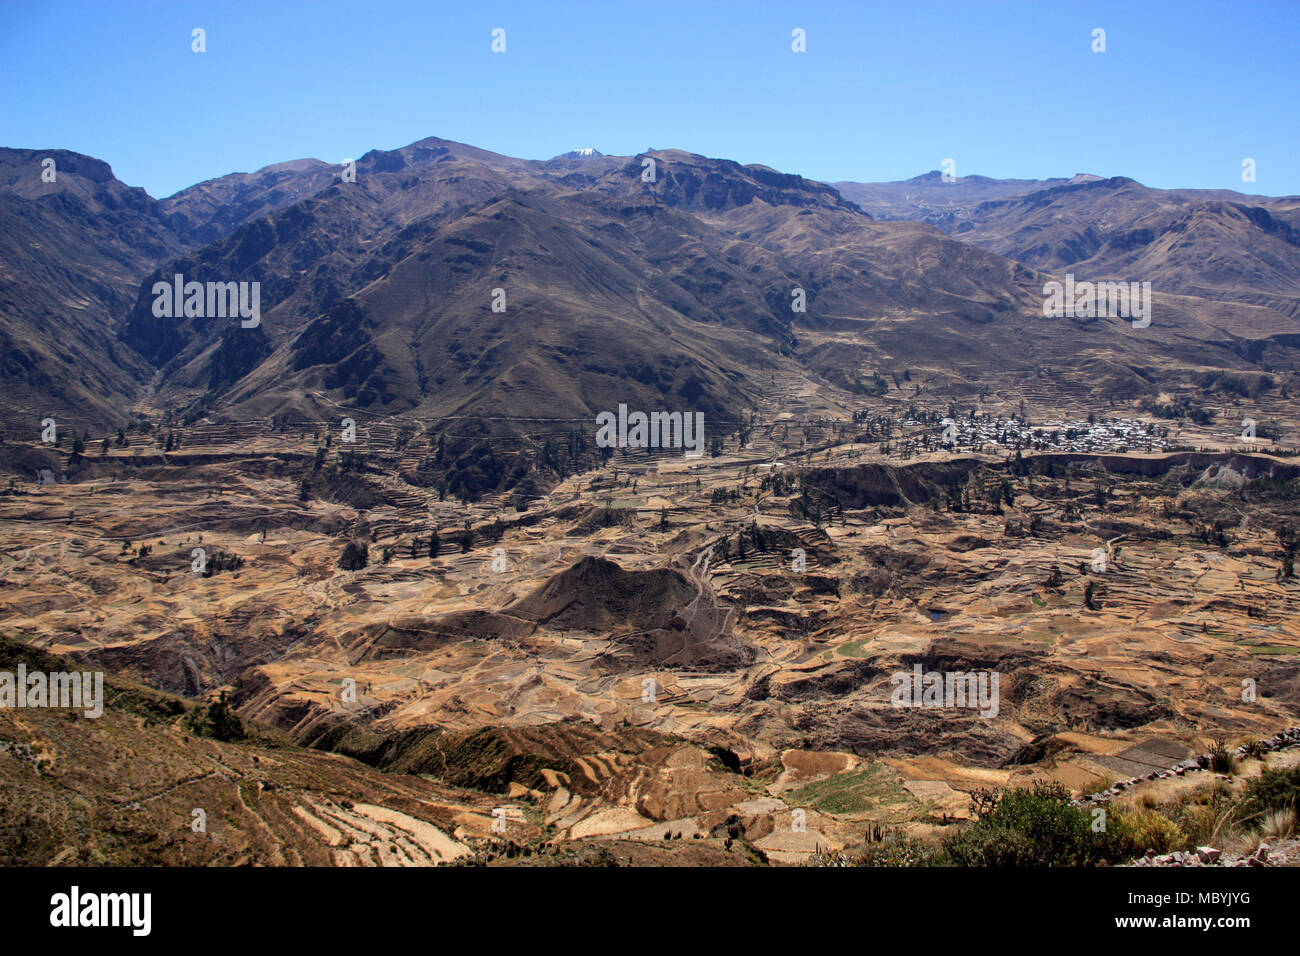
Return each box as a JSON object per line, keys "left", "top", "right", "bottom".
{"left": 1130, "top": 840, "right": 1292, "bottom": 868}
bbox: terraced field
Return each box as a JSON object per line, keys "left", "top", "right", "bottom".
{"left": 3, "top": 404, "right": 1300, "bottom": 864}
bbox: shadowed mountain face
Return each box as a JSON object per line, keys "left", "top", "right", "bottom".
{"left": 0, "top": 149, "right": 182, "bottom": 428}
{"left": 115, "top": 139, "right": 1057, "bottom": 431}
{"left": 837, "top": 172, "right": 1300, "bottom": 320}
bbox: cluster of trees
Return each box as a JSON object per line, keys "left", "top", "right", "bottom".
{"left": 417, "top": 431, "right": 533, "bottom": 504}
{"left": 200, "top": 549, "right": 243, "bottom": 577}
{"left": 791, "top": 489, "right": 845, "bottom": 526}
{"left": 337, "top": 540, "right": 369, "bottom": 570}
{"left": 715, "top": 521, "right": 777, "bottom": 562}
{"left": 1198, "top": 521, "right": 1232, "bottom": 548}
{"left": 409, "top": 531, "right": 441, "bottom": 560}
{"left": 710, "top": 485, "right": 744, "bottom": 505}
{"left": 155, "top": 430, "right": 183, "bottom": 451}
{"left": 181, "top": 692, "right": 244, "bottom": 742}
{"left": 1140, "top": 396, "right": 1215, "bottom": 426}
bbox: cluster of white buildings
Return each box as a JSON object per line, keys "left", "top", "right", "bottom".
{"left": 928, "top": 417, "right": 1171, "bottom": 453}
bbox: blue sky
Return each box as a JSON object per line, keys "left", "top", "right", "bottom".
{"left": 2, "top": 0, "right": 1296, "bottom": 198}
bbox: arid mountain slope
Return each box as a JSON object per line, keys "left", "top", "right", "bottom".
{"left": 5, "top": 138, "right": 1300, "bottom": 454}
{"left": 117, "top": 142, "right": 1054, "bottom": 432}
{"left": 0, "top": 149, "right": 181, "bottom": 427}
{"left": 838, "top": 172, "right": 1300, "bottom": 320}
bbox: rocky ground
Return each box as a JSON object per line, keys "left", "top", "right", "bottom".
{"left": 1129, "top": 839, "right": 1299, "bottom": 867}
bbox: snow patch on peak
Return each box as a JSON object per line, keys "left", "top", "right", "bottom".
{"left": 554, "top": 147, "right": 604, "bottom": 160}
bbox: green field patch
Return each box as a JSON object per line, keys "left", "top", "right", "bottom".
{"left": 1019, "top": 627, "right": 1060, "bottom": 646}
{"left": 784, "top": 763, "right": 922, "bottom": 819}
{"left": 837, "top": 638, "right": 870, "bottom": 658}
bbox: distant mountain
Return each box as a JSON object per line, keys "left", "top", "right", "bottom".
{"left": 832, "top": 170, "right": 1089, "bottom": 223}
{"left": 835, "top": 172, "right": 1300, "bottom": 318}
{"left": 938, "top": 177, "right": 1300, "bottom": 319}
{"left": 553, "top": 148, "right": 604, "bottom": 161}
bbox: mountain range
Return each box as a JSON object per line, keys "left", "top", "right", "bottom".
{"left": 3, "top": 139, "right": 1298, "bottom": 460}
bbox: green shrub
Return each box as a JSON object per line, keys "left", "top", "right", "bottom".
{"left": 943, "top": 822, "right": 1042, "bottom": 866}
{"left": 1169, "top": 782, "right": 1236, "bottom": 846}
{"left": 809, "top": 834, "right": 943, "bottom": 867}
{"left": 180, "top": 693, "right": 244, "bottom": 742}
{"left": 941, "top": 782, "right": 1128, "bottom": 866}
{"left": 1237, "top": 766, "right": 1300, "bottom": 828}
{"left": 1110, "top": 806, "right": 1185, "bottom": 856}
{"left": 1208, "top": 738, "right": 1237, "bottom": 774}
{"left": 852, "top": 829, "right": 942, "bottom": 866}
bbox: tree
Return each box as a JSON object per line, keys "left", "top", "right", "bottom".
{"left": 428, "top": 530, "right": 440, "bottom": 559}
{"left": 182, "top": 691, "right": 245, "bottom": 741}
{"left": 1278, "top": 525, "right": 1298, "bottom": 582}
{"left": 338, "top": 540, "right": 369, "bottom": 570}
{"left": 985, "top": 482, "right": 1004, "bottom": 512}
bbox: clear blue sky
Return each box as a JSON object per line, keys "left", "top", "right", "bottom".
{"left": 2, "top": 0, "right": 1296, "bottom": 198}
